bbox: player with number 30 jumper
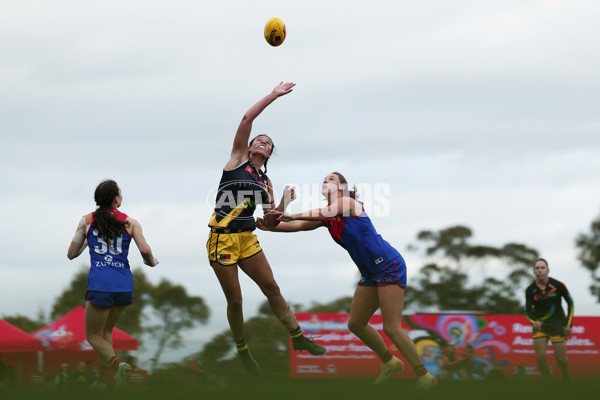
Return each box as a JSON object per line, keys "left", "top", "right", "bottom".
{"left": 67, "top": 179, "right": 158, "bottom": 388}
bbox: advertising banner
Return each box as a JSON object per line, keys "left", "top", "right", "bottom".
{"left": 290, "top": 314, "right": 600, "bottom": 380}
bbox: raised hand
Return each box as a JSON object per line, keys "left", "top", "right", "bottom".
{"left": 282, "top": 185, "right": 296, "bottom": 208}
{"left": 273, "top": 82, "right": 296, "bottom": 97}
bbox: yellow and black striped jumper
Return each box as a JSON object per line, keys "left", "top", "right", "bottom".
{"left": 207, "top": 159, "right": 271, "bottom": 266}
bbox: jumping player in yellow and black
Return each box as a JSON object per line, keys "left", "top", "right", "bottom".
{"left": 207, "top": 82, "right": 326, "bottom": 376}
{"left": 525, "top": 258, "right": 574, "bottom": 380}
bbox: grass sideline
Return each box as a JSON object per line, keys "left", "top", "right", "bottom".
{"left": 2, "top": 379, "right": 600, "bottom": 400}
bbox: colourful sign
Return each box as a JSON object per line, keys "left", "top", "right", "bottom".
{"left": 290, "top": 314, "right": 600, "bottom": 380}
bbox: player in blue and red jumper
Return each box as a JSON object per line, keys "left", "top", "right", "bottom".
{"left": 67, "top": 179, "right": 158, "bottom": 387}
{"left": 257, "top": 172, "right": 437, "bottom": 389}
{"left": 525, "top": 257, "right": 574, "bottom": 380}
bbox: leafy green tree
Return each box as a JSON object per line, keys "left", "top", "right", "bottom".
{"left": 2, "top": 312, "right": 46, "bottom": 333}
{"left": 146, "top": 279, "right": 210, "bottom": 373}
{"left": 303, "top": 297, "right": 353, "bottom": 313}
{"left": 198, "top": 297, "right": 355, "bottom": 377}
{"left": 198, "top": 330, "right": 237, "bottom": 373}
{"left": 255, "top": 296, "right": 353, "bottom": 316}
{"left": 50, "top": 267, "right": 88, "bottom": 319}
{"left": 406, "top": 225, "right": 539, "bottom": 313}
{"left": 575, "top": 213, "right": 600, "bottom": 301}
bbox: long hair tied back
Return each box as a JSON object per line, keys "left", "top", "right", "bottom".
{"left": 331, "top": 172, "right": 358, "bottom": 200}
{"left": 94, "top": 179, "right": 128, "bottom": 241}
{"left": 249, "top": 135, "right": 275, "bottom": 174}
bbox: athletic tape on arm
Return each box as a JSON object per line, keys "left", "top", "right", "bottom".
{"left": 71, "top": 216, "right": 88, "bottom": 245}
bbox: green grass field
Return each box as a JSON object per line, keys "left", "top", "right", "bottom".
{"left": 3, "top": 378, "right": 600, "bottom": 400}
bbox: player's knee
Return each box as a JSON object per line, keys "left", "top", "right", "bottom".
{"left": 382, "top": 326, "right": 395, "bottom": 338}
{"left": 86, "top": 332, "right": 103, "bottom": 345}
{"left": 382, "top": 324, "right": 402, "bottom": 339}
{"left": 226, "top": 296, "right": 243, "bottom": 312}
{"left": 260, "top": 281, "right": 281, "bottom": 299}
{"left": 347, "top": 320, "right": 366, "bottom": 334}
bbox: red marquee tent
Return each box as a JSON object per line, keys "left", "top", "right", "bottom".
{"left": 29, "top": 306, "right": 139, "bottom": 375}
{"left": 32, "top": 306, "right": 138, "bottom": 352}
{"left": 0, "top": 320, "right": 43, "bottom": 353}
{"left": 0, "top": 319, "right": 44, "bottom": 383}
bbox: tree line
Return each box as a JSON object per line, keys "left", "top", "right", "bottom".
{"left": 4, "top": 218, "right": 600, "bottom": 375}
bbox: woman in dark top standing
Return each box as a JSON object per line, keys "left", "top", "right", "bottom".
{"left": 525, "top": 258, "right": 574, "bottom": 380}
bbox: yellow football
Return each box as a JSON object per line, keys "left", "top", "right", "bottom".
{"left": 264, "top": 17, "right": 286, "bottom": 47}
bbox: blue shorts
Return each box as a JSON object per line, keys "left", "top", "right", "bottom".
{"left": 357, "top": 258, "right": 407, "bottom": 288}
{"left": 86, "top": 290, "right": 133, "bottom": 308}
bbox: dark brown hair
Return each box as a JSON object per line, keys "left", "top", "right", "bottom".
{"left": 534, "top": 257, "right": 549, "bottom": 267}
{"left": 93, "top": 180, "right": 128, "bottom": 241}
{"left": 331, "top": 172, "right": 358, "bottom": 200}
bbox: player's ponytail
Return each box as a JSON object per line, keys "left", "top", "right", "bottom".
{"left": 332, "top": 172, "right": 358, "bottom": 200}
{"left": 93, "top": 180, "right": 128, "bottom": 241}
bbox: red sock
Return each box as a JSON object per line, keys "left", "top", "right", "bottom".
{"left": 414, "top": 363, "right": 428, "bottom": 378}
{"left": 109, "top": 356, "right": 121, "bottom": 372}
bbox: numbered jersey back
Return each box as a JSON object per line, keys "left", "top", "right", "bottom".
{"left": 86, "top": 210, "right": 134, "bottom": 292}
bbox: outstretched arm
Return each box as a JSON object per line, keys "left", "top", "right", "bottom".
{"left": 257, "top": 218, "right": 322, "bottom": 233}
{"left": 225, "top": 82, "right": 295, "bottom": 170}
{"left": 280, "top": 197, "right": 360, "bottom": 222}
{"left": 130, "top": 218, "right": 159, "bottom": 267}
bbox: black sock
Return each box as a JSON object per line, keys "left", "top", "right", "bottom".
{"left": 290, "top": 326, "right": 303, "bottom": 340}
{"left": 236, "top": 339, "right": 247, "bottom": 352}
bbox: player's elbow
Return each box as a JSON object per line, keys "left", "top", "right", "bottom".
{"left": 240, "top": 114, "right": 253, "bottom": 127}
{"left": 67, "top": 244, "right": 79, "bottom": 260}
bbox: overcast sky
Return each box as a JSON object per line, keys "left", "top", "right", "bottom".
{"left": 1, "top": 0, "right": 599, "bottom": 366}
